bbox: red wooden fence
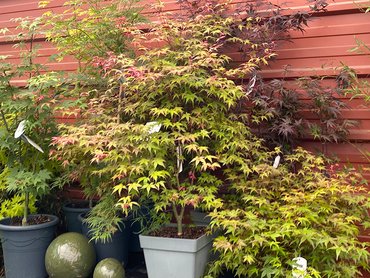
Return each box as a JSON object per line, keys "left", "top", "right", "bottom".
{"left": 1, "top": 0, "right": 369, "bottom": 159}
{"left": 1, "top": 0, "right": 370, "bottom": 201}
{"left": 1, "top": 1, "right": 369, "bottom": 186}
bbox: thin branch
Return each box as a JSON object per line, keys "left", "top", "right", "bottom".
{"left": 0, "top": 110, "right": 10, "bottom": 132}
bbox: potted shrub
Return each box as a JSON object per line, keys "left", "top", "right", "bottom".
{"left": 51, "top": 122, "right": 134, "bottom": 265}
{"left": 51, "top": 0, "right": 335, "bottom": 277}
{"left": 0, "top": 18, "right": 62, "bottom": 278}
{"left": 58, "top": 142, "right": 100, "bottom": 233}
{"left": 49, "top": 1, "right": 283, "bottom": 277}
{"left": 46, "top": 0, "right": 146, "bottom": 264}
{"left": 205, "top": 148, "right": 370, "bottom": 277}
{"left": 39, "top": 0, "right": 146, "bottom": 235}
{"left": 78, "top": 196, "right": 131, "bottom": 267}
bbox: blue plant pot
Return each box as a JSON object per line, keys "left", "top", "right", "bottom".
{"left": 128, "top": 205, "right": 152, "bottom": 253}
{"left": 62, "top": 202, "right": 91, "bottom": 233}
{"left": 0, "top": 214, "right": 59, "bottom": 278}
{"left": 79, "top": 213, "right": 130, "bottom": 267}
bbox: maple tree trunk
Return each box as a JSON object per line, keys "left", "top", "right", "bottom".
{"left": 22, "top": 192, "right": 29, "bottom": 226}
{"left": 173, "top": 204, "right": 185, "bottom": 236}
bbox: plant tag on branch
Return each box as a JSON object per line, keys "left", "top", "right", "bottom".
{"left": 273, "top": 155, "right": 281, "bottom": 169}
{"left": 292, "top": 257, "right": 307, "bottom": 278}
{"left": 23, "top": 135, "right": 44, "bottom": 153}
{"left": 177, "top": 145, "right": 183, "bottom": 173}
{"left": 14, "top": 120, "right": 26, "bottom": 138}
{"left": 14, "top": 120, "right": 44, "bottom": 153}
{"left": 145, "top": 121, "right": 161, "bottom": 134}
{"left": 246, "top": 73, "right": 257, "bottom": 95}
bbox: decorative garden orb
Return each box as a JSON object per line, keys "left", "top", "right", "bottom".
{"left": 45, "top": 232, "right": 96, "bottom": 278}
{"left": 93, "top": 258, "right": 126, "bottom": 278}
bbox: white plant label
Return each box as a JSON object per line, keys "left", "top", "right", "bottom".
{"left": 14, "top": 120, "right": 26, "bottom": 138}
{"left": 145, "top": 121, "right": 162, "bottom": 134}
{"left": 273, "top": 155, "right": 281, "bottom": 169}
{"left": 14, "top": 119, "right": 44, "bottom": 153}
{"left": 246, "top": 74, "right": 257, "bottom": 95}
{"left": 176, "top": 145, "right": 183, "bottom": 173}
{"left": 292, "top": 257, "right": 307, "bottom": 278}
{"left": 23, "top": 135, "right": 44, "bottom": 153}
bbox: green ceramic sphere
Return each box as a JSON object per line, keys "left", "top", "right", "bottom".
{"left": 45, "top": 232, "right": 96, "bottom": 278}
{"left": 93, "top": 258, "right": 126, "bottom": 278}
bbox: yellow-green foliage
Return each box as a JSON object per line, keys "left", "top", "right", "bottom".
{"left": 49, "top": 0, "right": 370, "bottom": 275}
{"left": 0, "top": 169, "right": 36, "bottom": 219}
{"left": 206, "top": 148, "right": 370, "bottom": 278}
{"left": 0, "top": 195, "right": 37, "bottom": 220}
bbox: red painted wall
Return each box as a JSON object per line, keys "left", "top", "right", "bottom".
{"left": 0, "top": 1, "right": 369, "bottom": 172}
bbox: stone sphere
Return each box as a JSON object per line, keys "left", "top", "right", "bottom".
{"left": 93, "top": 258, "right": 126, "bottom": 278}
{"left": 45, "top": 232, "right": 96, "bottom": 278}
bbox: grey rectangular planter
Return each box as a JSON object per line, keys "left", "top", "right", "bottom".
{"left": 139, "top": 232, "right": 213, "bottom": 278}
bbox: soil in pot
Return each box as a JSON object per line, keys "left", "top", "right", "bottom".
{"left": 6, "top": 215, "right": 52, "bottom": 226}
{"left": 148, "top": 226, "right": 206, "bottom": 239}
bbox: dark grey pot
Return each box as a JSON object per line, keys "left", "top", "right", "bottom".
{"left": 62, "top": 202, "right": 91, "bottom": 233}
{"left": 189, "top": 209, "right": 211, "bottom": 226}
{"left": 78, "top": 213, "right": 130, "bottom": 267}
{"left": 0, "top": 214, "right": 59, "bottom": 278}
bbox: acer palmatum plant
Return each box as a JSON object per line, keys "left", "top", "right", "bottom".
{"left": 51, "top": 0, "right": 331, "bottom": 237}
{"left": 0, "top": 17, "right": 62, "bottom": 225}
{"left": 206, "top": 148, "right": 370, "bottom": 277}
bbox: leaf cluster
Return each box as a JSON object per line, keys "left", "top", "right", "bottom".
{"left": 0, "top": 17, "right": 63, "bottom": 222}
{"left": 46, "top": 2, "right": 370, "bottom": 276}
{"left": 42, "top": 0, "right": 145, "bottom": 68}
{"left": 206, "top": 148, "right": 370, "bottom": 278}
{"left": 249, "top": 74, "right": 358, "bottom": 151}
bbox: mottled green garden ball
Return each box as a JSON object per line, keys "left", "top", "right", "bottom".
{"left": 45, "top": 232, "right": 96, "bottom": 278}
{"left": 93, "top": 258, "right": 126, "bottom": 278}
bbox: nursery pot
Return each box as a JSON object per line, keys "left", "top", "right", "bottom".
{"left": 129, "top": 205, "right": 152, "bottom": 253}
{"left": 0, "top": 214, "right": 59, "bottom": 278}
{"left": 139, "top": 229, "right": 213, "bottom": 278}
{"left": 62, "top": 201, "right": 91, "bottom": 233}
{"left": 190, "top": 209, "right": 211, "bottom": 226}
{"left": 79, "top": 213, "right": 130, "bottom": 267}
{"left": 129, "top": 218, "right": 143, "bottom": 253}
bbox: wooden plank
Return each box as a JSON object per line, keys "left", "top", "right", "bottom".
{"left": 290, "top": 12, "right": 370, "bottom": 39}
{"left": 299, "top": 141, "right": 370, "bottom": 163}
{"left": 255, "top": 54, "right": 370, "bottom": 78}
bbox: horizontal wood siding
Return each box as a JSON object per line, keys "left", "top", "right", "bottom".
{"left": 0, "top": 1, "right": 369, "bottom": 170}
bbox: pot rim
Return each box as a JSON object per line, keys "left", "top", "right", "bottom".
{"left": 62, "top": 201, "right": 91, "bottom": 212}
{"left": 0, "top": 214, "right": 59, "bottom": 231}
{"left": 139, "top": 229, "right": 213, "bottom": 253}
